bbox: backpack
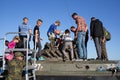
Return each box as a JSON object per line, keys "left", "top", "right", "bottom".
{"left": 103, "top": 27, "right": 111, "bottom": 41}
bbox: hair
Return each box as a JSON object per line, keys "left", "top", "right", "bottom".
{"left": 23, "top": 17, "right": 28, "bottom": 20}
{"left": 72, "top": 13, "right": 78, "bottom": 18}
{"left": 70, "top": 26, "right": 75, "bottom": 29}
{"left": 91, "top": 17, "right": 96, "bottom": 20}
{"left": 13, "top": 36, "right": 20, "bottom": 41}
{"left": 5, "top": 40, "right": 9, "bottom": 43}
{"left": 55, "top": 20, "right": 60, "bottom": 24}
{"left": 65, "top": 29, "right": 70, "bottom": 34}
{"left": 5, "top": 40, "right": 9, "bottom": 46}
{"left": 37, "top": 19, "right": 43, "bottom": 23}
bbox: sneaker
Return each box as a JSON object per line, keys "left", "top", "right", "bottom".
{"left": 84, "top": 59, "right": 87, "bottom": 61}
{"left": 38, "top": 56, "right": 45, "bottom": 61}
{"left": 71, "top": 59, "right": 76, "bottom": 61}
{"left": 31, "top": 58, "right": 36, "bottom": 61}
{"left": 75, "top": 59, "right": 83, "bottom": 61}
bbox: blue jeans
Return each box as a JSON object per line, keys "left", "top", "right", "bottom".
{"left": 77, "top": 31, "right": 87, "bottom": 59}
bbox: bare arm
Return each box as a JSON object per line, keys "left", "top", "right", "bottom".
{"left": 35, "top": 30, "right": 38, "bottom": 42}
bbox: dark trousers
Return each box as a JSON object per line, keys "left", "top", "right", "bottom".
{"left": 101, "top": 41, "right": 108, "bottom": 60}
{"left": 33, "top": 39, "right": 42, "bottom": 58}
{"left": 19, "top": 35, "right": 30, "bottom": 49}
{"left": 93, "top": 37, "right": 102, "bottom": 59}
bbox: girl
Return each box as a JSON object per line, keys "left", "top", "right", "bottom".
{"left": 5, "top": 36, "right": 20, "bottom": 61}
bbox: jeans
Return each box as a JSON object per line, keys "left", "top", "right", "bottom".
{"left": 77, "top": 31, "right": 87, "bottom": 59}
{"left": 93, "top": 37, "right": 102, "bottom": 59}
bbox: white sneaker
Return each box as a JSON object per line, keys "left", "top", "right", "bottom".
{"left": 84, "top": 59, "right": 87, "bottom": 61}
{"left": 75, "top": 59, "right": 83, "bottom": 61}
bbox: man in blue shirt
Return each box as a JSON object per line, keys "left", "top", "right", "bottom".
{"left": 47, "top": 21, "right": 60, "bottom": 48}
{"left": 18, "top": 17, "right": 32, "bottom": 49}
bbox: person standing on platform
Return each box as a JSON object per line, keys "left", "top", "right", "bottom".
{"left": 90, "top": 17, "right": 104, "bottom": 60}
{"left": 72, "top": 13, "right": 88, "bottom": 61}
{"left": 18, "top": 17, "right": 32, "bottom": 49}
{"left": 33, "top": 19, "right": 44, "bottom": 60}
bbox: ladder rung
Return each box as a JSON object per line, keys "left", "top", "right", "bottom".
{"left": 28, "top": 76, "right": 34, "bottom": 79}
{"left": 5, "top": 48, "right": 36, "bottom": 52}
{"left": 27, "top": 65, "right": 36, "bottom": 70}
{"left": 0, "top": 75, "right": 4, "bottom": 78}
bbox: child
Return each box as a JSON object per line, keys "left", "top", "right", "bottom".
{"left": 62, "top": 29, "right": 74, "bottom": 61}
{"left": 5, "top": 36, "right": 20, "bottom": 61}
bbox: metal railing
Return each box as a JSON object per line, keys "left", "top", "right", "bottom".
{"left": 4, "top": 32, "right": 36, "bottom": 80}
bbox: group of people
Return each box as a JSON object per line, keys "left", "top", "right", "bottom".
{"left": 5, "top": 36, "right": 25, "bottom": 80}
{"left": 40, "top": 13, "right": 109, "bottom": 61}
{"left": 3, "top": 12, "right": 110, "bottom": 80}
{"left": 5, "top": 12, "right": 109, "bottom": 63}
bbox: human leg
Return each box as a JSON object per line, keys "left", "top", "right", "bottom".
{"left": 77, "top": 31, "right": 83, "bottom": 59}
{"left": 93, "top": 37, "right": 102, "bottom": 59}
{"left": 81, "top": 32, "right": 87, "bottom": 59}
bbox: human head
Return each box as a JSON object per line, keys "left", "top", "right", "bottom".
{"left": 70, "top": 26, "right": 76, "bottom": 32}
{"left": 72, "top": 13, "right": 78, "bottom": 20}
{"left": 55, "top": 20, "right": 60, "bottom": 26}
{"left": 15, "top": 52, "right": 24, "bottom": 60}
{"left": 23, "top": 17, "right": 28, "bottom": 24}
{"left": 91, "top": 17, "right": 96, "bottom": 21}
{"left": 5, "top": 40, "right": 9, "bottom": 46}
{"left": 13, "top": 36, "right": 20, "bottom": 43}
{"left": 37, "top": 19, "right": 43, "bottom": 27}
{"left": 65, "top": 29, "right": 70, "bottom": 34}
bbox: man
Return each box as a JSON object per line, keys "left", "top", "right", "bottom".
{"left": 70, "top": 26, "right": 89, "bottom": 59}
{"left": 33, "top": 19, "right": 44, "bottom": 60}
{"left": 6, "top": 52, "right": 25, "bottom": 80}
{"left": 47, "top": 21, "right": 60, "bottom": 48}
{"left": 70, "top": 26, "right": 78, "bottom": 59}
{"left": 72, "top": 13, "right": 88, "bottom": 61}
{"left": 90, "top": 17, "right": 104, "bottom": 60}
{"left": 101, "top": 27, "right": 108, "bottom": 61}
{"left": 18, "top": 17, "right": 32, "bottom": 49}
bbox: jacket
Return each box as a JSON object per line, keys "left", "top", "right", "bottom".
{"left": 90, "top": 19, "right": 104, "bottom": 38}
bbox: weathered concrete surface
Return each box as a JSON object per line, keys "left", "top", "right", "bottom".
{"left": 36, "top": 76, "right": 120, "bottom": 80}
{"left": 34, "top": 60, "right": 120, "bottom": 76}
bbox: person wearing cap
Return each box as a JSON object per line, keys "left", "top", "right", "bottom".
{"left": 90, "top": 17, "right": 104, "bottom": 60}
{"left": 18, "top": 17, "right": 32, "bottom": 49}
{"left": 6, "top": 52, "right": 25, "bottom": 80}
{"left": 72, "top": 13, "right": 88, "bottom": 61}
{"left": 47, "top": 20, "right": 61, "bottom": 48}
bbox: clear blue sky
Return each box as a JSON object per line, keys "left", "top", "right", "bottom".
{"left": 0, "top": 0, "right": 120, "bottom": 60}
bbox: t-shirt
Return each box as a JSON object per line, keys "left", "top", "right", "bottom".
{"left": 63, "top": 33, "right": 72, "bottom": 41}
{"left": 47, "top": 24, "right": 57, "bottom": 33}
{"left": 33, "top": 25, "right": 40, "bottom": 40}
{"left": 19, "top": 23, "right": 30, "bottom": 36}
